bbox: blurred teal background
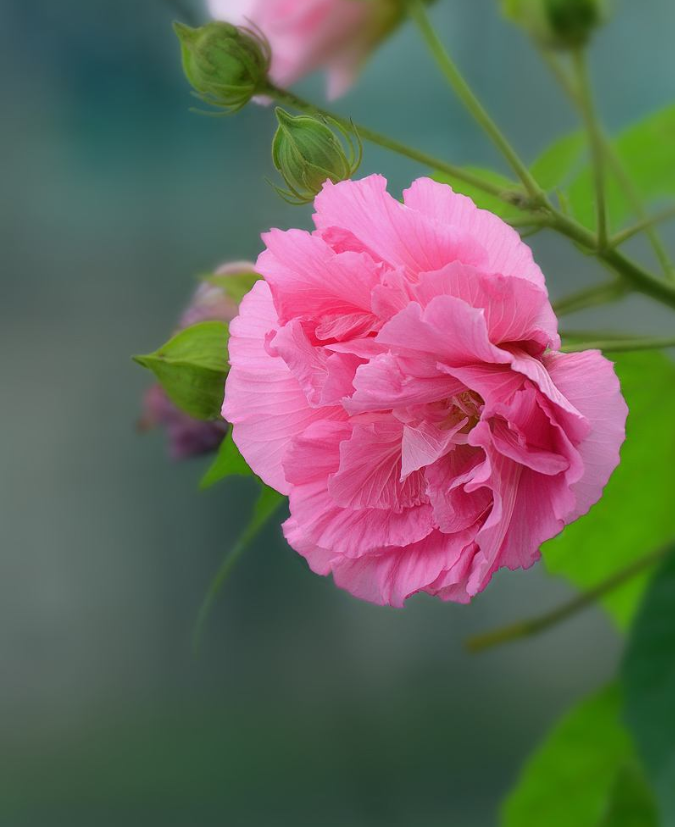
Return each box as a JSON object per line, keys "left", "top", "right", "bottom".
{"left": 2, "top": 1, "right": 675, "bottom": 825}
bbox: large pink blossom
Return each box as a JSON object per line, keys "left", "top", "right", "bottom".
{"left": 208, "top": 0, "right": 400, "bottom": 98}
{"left": 223, "top": 176, "right": 627, "bottom": 606}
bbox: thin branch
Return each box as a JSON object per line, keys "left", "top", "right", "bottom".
{"left": 552, "top": 280, "right": 628, "bottom": 317}
{"left": 466, "top": 546, "right": 672, "bottom": 653}
{"left": 612, "top": 204, "right": 675, "bottom": 247}
{"left": 540, "top": 48, "right": 674, "bottom": 278}
{"left": 561, "top": 334, "right": 675, "bottom": 354}
{"left": 408, "top": 0, "right": 544, "bottom": 201}
{"left": 572, "top": 48, "right": 608, "bottom": 250}
{"left": 266, "top": 85, "right": 524, "bottom": 203}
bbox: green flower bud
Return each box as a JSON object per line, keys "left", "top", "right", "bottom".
{"left": 503, "top": 0, "right": 608, "bottom": 49}
{"left": 173, "top": 21, "right": 271, "bottom": 113}
{"left": 271, "top": 109, "right": 362, "bottom": 205}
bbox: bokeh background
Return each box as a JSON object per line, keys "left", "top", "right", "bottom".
{"left": 3, "top": 1, "right": 675, "bottom": 825}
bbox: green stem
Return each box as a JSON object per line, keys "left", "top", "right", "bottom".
{"left": 561, "top": 334, "right": 675, "bottom": 354}
{"left": 553, "top": 280, "right": 628, "bottom": 317}
{"left": 266, "top": 85, "right": 675, "bottom": 311}
{"left": 541, "top": 48, "right": 674, "bottom": 277}
{"left": 551, "top": 211, "right": 675, "bottom": 310}
{"left": 572, "top": 48, "right": 608, "bottom": 250}
{"left": 266, "top": 85, "right": 521, "bottom": 202}
{"left": 604, "top": 144, "right": 675, "bottom": 279}
{"left": 408, "top": 0, "right": 543, "bottom": 201}
{"left": 612, "top": 204, "right": 675, "bottom": 247}
{"left": 466, "top": 546, "right": 671, "bottom": 653}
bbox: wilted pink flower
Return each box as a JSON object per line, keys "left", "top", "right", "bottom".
{"left": 223, "top": 176, "right": 627, "bottom": 606}
{"left": 208, "top": 0, "right": 401, "bottom": 99}
{"left": 141, "top": 262, "right": 254, "bottom": 459}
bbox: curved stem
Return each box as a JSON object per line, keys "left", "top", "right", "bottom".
{"left": 604, "top": 144, "right": 675, "bottom": 279}
{"left": 266, "top": 86, "right": 675, "bottom": 311}
{"left": 553, "top": 280, "right": 628, "bottom": 317}
{"left": 408, "top": 0, "right": 543, "bottom": 201}
{"left": 561, "top": 334, "right": 675, "bottom": 354}
{"left": 466, "top": 546, "right": 672, "bottom": 654}
{"left": 540, "top": 48, "right": 674, "bottom": 278}
{"left": 551, "top": 211, "right": 675, "bottom": 310}
{"left": 572, "top": 48, "right": 608, "bottom": 250}
{"left": 266, "top": 85, "right": 522, "bottom": 202}
{"left": 612, "top": 204, "right": 675, "bottom": 247}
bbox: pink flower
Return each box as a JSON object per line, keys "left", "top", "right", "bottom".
{"left": 223, "top": 176, "right": 628, "bottom": 606}
{"left": 140, "top": 262, "right": 253, "bottom": 459}
{"left": 207, "top": 0, "right": 401, "bottom": 99}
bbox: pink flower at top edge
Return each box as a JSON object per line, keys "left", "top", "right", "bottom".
{"left": 223, "top": 175, "right": 628, "bottom": 607}
{"left": 140, "top": 261, "right": 253, "bottom": 459}
{"left": 208, "top": 0, "right": 401, "bottom": 99}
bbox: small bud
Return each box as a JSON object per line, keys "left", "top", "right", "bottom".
{"left": 173, "top": 21, "right": 270, "bottom": 113}
{"left": 503, "top": 0, "right": 608, "bottom": 49}
{"left": 271, "top": 109, "right": 362, "bottom": 205}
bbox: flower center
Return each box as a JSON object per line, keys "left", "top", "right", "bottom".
{"left": 441, "top": 390, "right": 484, "bottom": 433}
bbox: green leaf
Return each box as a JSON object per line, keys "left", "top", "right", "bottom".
{"left": 543, "top": 351, "right": 675, "bottom": 628}
{"left": 502, "top": 685, "right": 635, "bottom": 827}
{"left": 433, "top": 167, "right": 523, "bottom": 220}
{"left": 622, "top": 547, "right": 675, "bottom": 825}
{"left": 193, "top": 484, "right": 286, "bottom": 650}
{"left": 568, "top": 105, "right": 675, "bottom": 231}
{"left": 200, "top": 429, "right": 252, "bottom": 490}
{"left": 599, "top": 762, "right": 659, "bottom": 827}
{"left": 530, "top": 132, "right": 585, "bottom": 192}
{"left": 134, "top": 320, "right": 229, "bottom": 421}
{"left": 204, "top": 270, "right": 262, "bottom": 304}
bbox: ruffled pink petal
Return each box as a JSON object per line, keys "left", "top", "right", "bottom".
{"left": 283, "top": 421, "right": 435, "bottom": 555}
{"left": 412, "top": 263, "right": 559, "bottom": 352}
{"left": 426, "top": 445, "right": 493, "bottom": 534}
{"left": 313, "top": 176, "right": 489, "bottom": 277}
{"left": 258, "top": 229, "right": 382, "bottom": 338}
{"left": 223, "top": 281, "right": 345, "bottom": 493}
{"left": 330, "top": 529, "right": 477, "bottom": 608}
{"left": 346, "top": 352, "right": 466, "bottom": 415}
{"left": 402, "top": 177, "right": 546, "bottom": 288}
{"left": 376, "top": 296, "right": 511, "bottom": 368}
{"left": 328, "top": 421, "right": 427, "bottom": 511}
{"left": 400, "top": 419, "right": 464, "bottom": 478}
{"left": 544, "top": 350, "right": 627, "bottom": 522}
{"left": 489, "top": 387, "right": 570, "bottom": 476}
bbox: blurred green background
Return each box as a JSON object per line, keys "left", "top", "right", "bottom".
{"left": 2, "top": 1, "right": 674, "bottom": 825}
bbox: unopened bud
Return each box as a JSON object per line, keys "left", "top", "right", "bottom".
{"left": 271, "top": 109, "right": 362, "bottom": 205}
{"left": 173, "top": 21, "right": 270, "bottom": 113}
{"left": 503, "top": 0, "right": 608, "bottom": 49}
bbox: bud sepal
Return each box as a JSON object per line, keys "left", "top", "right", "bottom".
{"left": 173, "top": 21, "right": 271, "bottom": 114}
{"left": 271, "top": 109, "right": 362, "bottom": 205}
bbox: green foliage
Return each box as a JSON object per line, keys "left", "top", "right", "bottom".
{"left": 134, "top": 321, "right": 230, "bottom": 421}
{"left": 434, "top": 168, "right": 524, "bottom": 220}
{"left": 543, "top": 351, "right": 675, "bottom": 628}
{"left": 200, "top": 429, "right": 252, "bottom": 490}
{"left": 622, "top": 548, "right": 675, "bottom": 825}
{"left": 530, "top": 131, "right": 584, "bottom": 191}
{"left": 599, "top": 762, "right": 659, "bottom": 827}
{"left": 502, "top": 685, "right": 654, "bottom": 827}
{"left": 568, "top": 104, "right": 675, "bottom": 231}
{"left": 204, "top": 270, "right": 262, "bottom": 303}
